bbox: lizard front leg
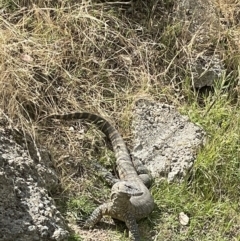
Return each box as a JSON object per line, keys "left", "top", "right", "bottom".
{"left": 125, "top": 215, "right": 140, "bottom": 241}
{"left": 84, "top": 203, "right": 111, "bottom": 228}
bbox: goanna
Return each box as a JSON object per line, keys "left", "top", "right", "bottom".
{"left": 47, "top": 112, "right": 154, "bottom": 241}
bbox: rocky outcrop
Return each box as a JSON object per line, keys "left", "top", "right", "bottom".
{"left": 0, "top": 120, "right": 69, "bottom": 241}
{"left": 174, "top": 0, "right": 225, "bottom": 88}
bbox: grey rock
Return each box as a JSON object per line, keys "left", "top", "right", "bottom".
{"left": 0, "top": 118, "right": 69, "bottom": 241}
{"left": 131, "top": 100, "right": 205, "bottom": 182}
{"left": 174, "top": 0, "right": 225, "bottom": 88}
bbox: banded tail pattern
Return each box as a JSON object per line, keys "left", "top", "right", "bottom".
{"left": 47, "top": 112, "right": 138, "bottom": 180}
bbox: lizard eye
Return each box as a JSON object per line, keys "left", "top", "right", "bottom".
{"left": 125, "top": 184, "right": 132, "bottom": 189}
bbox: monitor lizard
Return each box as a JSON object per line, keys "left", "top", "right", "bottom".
{"left": 46, "top": 112, "right": 154, "bottom": 241}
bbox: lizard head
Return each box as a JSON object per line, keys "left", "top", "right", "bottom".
{"left": 110, "top": 181, "right": 143, "bottom": 200}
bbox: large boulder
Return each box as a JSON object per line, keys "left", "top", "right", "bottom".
{"left": 174, "top": 0, "right": 225, "bottom": 88}
{"left": 0, "top": 117, "right": 69, "bottom": 241}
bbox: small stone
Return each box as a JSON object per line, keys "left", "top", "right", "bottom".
{"left": 179, "top": 212, "right": 190, "bottom": 226}
{"left": 69, "top": 126, "right": 74, "bottom": 131}
{"left": 28, "top": 225, "right": 37, "bottom": 232}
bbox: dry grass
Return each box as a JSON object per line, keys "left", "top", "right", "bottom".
{"left": 0, "top": 0, "right": 240, "bottom": 240}
{"left": 0, "top": 0, "right": 176, "bottom": 194}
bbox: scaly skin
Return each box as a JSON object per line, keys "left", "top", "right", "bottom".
{"left": 47, "top": 112, "right": 154, "bottom": 241}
